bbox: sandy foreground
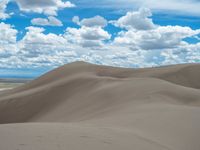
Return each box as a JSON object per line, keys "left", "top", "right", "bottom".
{"left": 0, "top": 61, "right": 200, "bottom": 150}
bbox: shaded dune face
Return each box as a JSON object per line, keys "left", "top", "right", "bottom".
{"left": 0, "top": 62, "right": 200, "bottom": 150}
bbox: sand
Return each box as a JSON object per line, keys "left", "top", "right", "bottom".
{"left": 0, "top": 61, "right": 200, "bottom": 150}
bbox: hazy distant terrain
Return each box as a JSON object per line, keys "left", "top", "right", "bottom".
{"left": 0, "top": 78, "right": 30, "bottom": 91}
{"left": 0, "top": 62, "right": 200, "bottom": 150}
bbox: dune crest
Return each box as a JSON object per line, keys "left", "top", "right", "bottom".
{"left": 0, "top": 62, "right": 200, "bottom": 150}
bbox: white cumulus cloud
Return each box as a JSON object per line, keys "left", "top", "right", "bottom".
{"left": 111, "top": 8, "right": 155, "bottom": 30}
{"left": 65, "top": 26, "right": 111, "bottom": 48}
{"left": 73, "top": 15, "right": 108, "bottom": 27}
{"left": 15, "top": 0, "right": 75, "bottom": 16}
{"left": 0, "top": 0, "right": 10, "bottom": 19}
{"left": 114, "top": 25, "right": 200, "bottom": 50}
{"left": 68, "top": 16, "right": 111, "bottom": 48}
{"left": 31, "top": 16, "right": 63, "bottom": 26}
{"left": 0, "top": 22, "right": 18, "bottom": 58}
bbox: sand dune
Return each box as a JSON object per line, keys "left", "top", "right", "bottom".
{"left": 0, "top": 61, "right": 200, "bottom": 150}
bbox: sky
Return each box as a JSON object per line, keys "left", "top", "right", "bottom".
{"left": 0, "top": 0, "right": 200, "bottom": 78}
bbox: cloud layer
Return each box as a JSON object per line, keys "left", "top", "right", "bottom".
{"left": 78, "top": 0, "right": 200, "bottom": 16}
{"left": 0, "top": 2, "right": 200, "bottom": 70}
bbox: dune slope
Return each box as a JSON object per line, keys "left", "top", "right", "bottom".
{"left": 0, "top": 62, "right": 200, "bottom": 150}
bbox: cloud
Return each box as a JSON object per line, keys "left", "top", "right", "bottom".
{"left": 68, "top": 16, "right": 111, "bottom": 48}
{"left": 114, "top": 25, "right": 200, "bottom": 50}
{"left": 0, "top": 8, "right": 200, "bottom": 70}
{"left": 77, "top": 0, "right": 200, "bottom": 16}
{"left": 111, "top": 8, "right": 155, "bottom": 30}
{"left": 73, "top": 15, "right": 108, "bottom": 27}
{"left": 65, "top": 26, "right": 111, "bottom": 48}
{"left": 0, "top": 22, "right": 18, "bottom": 69}
{"left": 0, "top": 0, "right": 10, "bottom": 19}
{"left": 0, "top": 23, "right": 17, "bottom": 44}
{"left": 111, "top": 8, "right": 200, "bottom": 50}
{"left": 19, "top": 26, "right": 68, "bottom": 56}
{"left": 31, "top": 16, "right": 63, "bottom": 26}
{"left": 66, "top": 27, "right": 110, "bottom": 41}
{"left": 161, "top": 43, "right": 200, "bottom": 65}
{"left": 15, "top": 0, "right": 75, "bottom": 16}
{"left": 15, "top": 26, "right": 78, "bottom": 68}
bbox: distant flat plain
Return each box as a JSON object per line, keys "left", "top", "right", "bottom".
{"left": 0, "top": 78, "right": 31, "bottom": 91}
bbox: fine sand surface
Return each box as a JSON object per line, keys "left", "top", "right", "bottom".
{"left": 0, "top": 61, "right": 200, "bottom": 150}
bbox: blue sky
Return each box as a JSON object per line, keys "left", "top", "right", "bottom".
{"left": 0, "top": 0, "right": 200, "bottom": 78}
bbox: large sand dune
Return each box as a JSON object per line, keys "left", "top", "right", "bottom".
{"left": 0, "top": 61, "right": 200, "bottom": 150}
